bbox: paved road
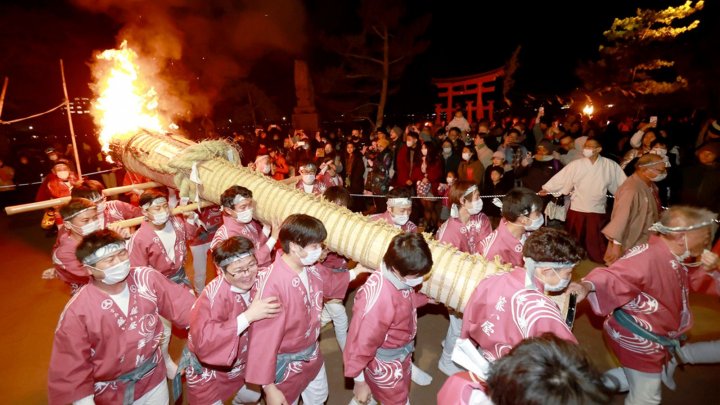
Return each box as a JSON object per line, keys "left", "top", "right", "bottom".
{"left": 1, "top": 211, "right": 718, "bottom": 404}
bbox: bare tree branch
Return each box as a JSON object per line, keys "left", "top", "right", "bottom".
{"left": 345, "top": 53, "right": 384, "bottom": 65}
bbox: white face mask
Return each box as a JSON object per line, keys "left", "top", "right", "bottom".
{"left": 582, "top": 148, "right": 595, "bottom": 158}
{"left": 56, "top": 171, "right": 70, "bottom": 180}
{"left": 71, "top": 219, "right": 101, "bottom": 236}
{"left": 421, "top": 149, "right": 428, "bottom": 156}
{"left": 674, "top": 234, "right": 692, "bottom": 262}
{"left": 545, "top": 268, "right": 571, "bottom": 292}
{"left": 235, "top": 208, "right": 253, "bottom": 224}
{"left": 150, "top": 211, "right": 170, "bottom": 226}
{"left": 406, "top": 140, "right": 415, "bottom": 148}
{"left": 262, "top": 165, "right": 271, "bottom": 174}
{"left": 403, "top": 276, "right": 424, "bottom": 287}
{"left": 446, "top": 177, "right": 455, "bottom": 185}
{"left": 524, "top": 214, "right": 544, "bottom": 231}
{"left": 99, "top": 259, "right": 131, "bottom": 285}
{"left": 652, "top": 148, "right": 667, "bottom": 157}
{"left": 392, "top": 214, "right": 410, "bottom": 226}
{"left": 462, "top": 152, "right": 472, "bottom": 161}
{"left": 302, "top": 174, "right": 316, "bottom": 185}
{"left": 299, "top": 245, "right": 323, "bottom": 266}
{"left": 443, "top": 147, "right": 452, "bottom": 154}
{"left": 467, "top": 198, "right": 483, "bottom": 215}
{"left": 651, "top": 171, "right": 667, "bottom": 182}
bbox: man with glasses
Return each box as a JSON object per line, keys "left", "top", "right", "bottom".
{"left": 48, "top": 229, "right": 195, "bottom": 405}
{"left": 182, "top": 236, "right": 281, "bottom": 404}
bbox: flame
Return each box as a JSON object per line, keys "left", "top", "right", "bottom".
{"left": 582, "top": 104, "right": 594, "bottom": 117}
{"left": 90, "top": 41, "right": 164, "bottom": 156}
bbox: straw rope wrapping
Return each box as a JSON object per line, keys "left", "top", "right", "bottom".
{"left": 112, "top": 131, "right": 519, "bottom": 312}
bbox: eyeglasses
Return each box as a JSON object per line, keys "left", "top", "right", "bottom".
{"left": 224, "top": 263, "right": 258, "bottom": 278}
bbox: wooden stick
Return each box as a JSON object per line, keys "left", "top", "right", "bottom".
{"left": 0, "top": 77, "right": 8, "bottom": 119}
{"left": 110, "top": 200, "right": 214, "bottom": 229}
{"left": 4, "top": 181, "right": 162, "bottom": 215}
{"left": 60, "top": 60, "right": 83, "bottom": 178}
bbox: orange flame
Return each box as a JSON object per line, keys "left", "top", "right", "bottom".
{"left": 90, "top": 41, "right": 164, "bottom": 156}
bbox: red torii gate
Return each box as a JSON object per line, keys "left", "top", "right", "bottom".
{"left": 432, "top": 67, "right": 504, "bottom": 124}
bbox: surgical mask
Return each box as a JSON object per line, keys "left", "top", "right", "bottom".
{"left": 582, "top": 148, "right": 595, "bottom": 158}
{"left": 150, "top": 211, "right": 170, "bottom": 226}
{"left": 99, "top": 259, "right": 131, "bottom": 285}
{"left": 302, "top": 174, "right": 315, "bottom": 185}
{"left": 406, "top": 140, "right": 415, "bottom": 148}
{"left": 674, "top": 234, "right": 692, "bottom": 261}
{"left": 467, "top": 198, "right": 483, "bottom": 215}
{"left": 446, "top": 177, "right": 455, "bottom": 185}
{"left": 650, "top": 171, "right": 667, "bottom": 182}
{"left": 545, "top": 268, "right": 571, "bottom": 292}
{"left": 462, "top": 152, "right": 472, "bottom": 161}
{"left": 262, "top": 165, "right": 271, "bottom": 174}
{"left": 56, "top": 171, "right": 70, "bottom": 180}
{"left": 235, "top": 208, "right": 253, "bottom": 224}
{"left": 299, "top": 246, "right": 323, "bottom": 266}
{"left": 421, "top": 149, "right": 428, "bottom": 156}
{"left": 652, "top": 148, "right": 667, "bottom": 157}
{"left": 524, "top": 214, "right": 544, "bottom": 231}
{"left": 71, "top": 219, "right": 101, "bottom": 236}
{"left": 392, "top": 214, "right": 410, "bottom": 226}
{"left": 443, "top": 147, "right": 452, "bottom": 154}
{"left": 404, "top": 276, "right": 424, "bottom": 287}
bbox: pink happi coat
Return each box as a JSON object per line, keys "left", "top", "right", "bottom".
{"left": 480, "top": 219, "right": 526, "bottom": 267}
{"left": 437, "top": 372, "right": 491, "bottom": 405}
{"left": 344, "top": 270, "right": 429, "bottom": 405}
{"left": 101, "top": 200, "right": 142, "bottom": 227}
{"left": 48, "top": 267, "right": 195, "bottom": 404}
{"left": 461, "top": 267, "right": 577, "bottom": 362}
{"left": 319, "top": 172, "right": 344, "bottom": 188}
{"left": 583, "top": 235, "right": 718, "bottom": 372}
{"left": 187, "top": 275, "right": 255, "bottom": 403}
{"left": 189, "top": 205, "right": 224, "bottom": 247}
{"left": 245, "top": 255, "right": 350, "bottom": 403}
{"left": 52, "top": 230, "right": 90, "bottom": 293}
{"left": 369, "top": 211, "right": 418, "bottom": 233}
{"left": 295, "top": 179, "right": 327, "bottom": 195}
{"left": 210, "top": 215, "right": 273, "bottom": 268}
{"left": 436, "top": 212, "right": 493, "bottom": 254}
{"left": 128, "top": 216, "right": 197, "bottom": 279}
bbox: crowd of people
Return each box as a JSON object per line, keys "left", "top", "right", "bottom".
{"left": 28, "top": 108, "right": 720, "bottom": 405}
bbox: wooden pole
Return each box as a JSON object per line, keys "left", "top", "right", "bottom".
{"left": 110, "top": 200, "right": 213, "bottom": 229}
{"left": 0, "top": 77, "right": 8, "bottom": 118}
{"left": 4, "top": 181, "right": 162, "bottom": 215}
{"left": 60, "top": 60, "right": 83, "bottom": 177}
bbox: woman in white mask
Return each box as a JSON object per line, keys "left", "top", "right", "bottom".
{"left": 51, "top": 198, "right": 101, "bottom": 294}
{"left": 345, "top": 232, "right": 434, "bottom": 405}
{"left": 436, "top": 180, "right": 493, "bottom": 376}
{"left": 481, "top": 187, "right": 544, "bottom": 268}
{"left": 369, "top": 187, "right": 418, "bottom": 233}
{"left": 457, "top": 145, "right": 485, "bottom": 186}
{"left": 295, "top": 162, "right": 326, "bottom": 195}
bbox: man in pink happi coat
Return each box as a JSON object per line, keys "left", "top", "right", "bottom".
{"left": 51, "top": 198, "right": 101, "bottom": 293}
{"left": 368, "top": 187, "right": 418, "bottom": 233}
{"left": 344, "top": 232, "right": 433, "bottom": 405}
{"left": 210, "top": 185, "right": 277, "bottom": 268}
{"left": 572, "top": 206, "right": 720, "bottom": 405}
{"left": 480, "top": 187, "right": 544, "bottom": 268}
{"left": 436, "top": 181, "right": 493, "bottom": 375}
{"left": 184, "top": 236, "right": 281, "bottom": 404}
{"left": 71, "top": 180, "right": 142, "bottom": 231}
{"left": 461, "top": 227, "right": 582, "bottom": 364}
{"left": 295, "top": 162, "right": 327, "bottom": 195}
{"left": 48, "top": 230, "right": 195, "bottom": 405}
{"left": 245, "top": 214, "right": 369, "bottom": 405}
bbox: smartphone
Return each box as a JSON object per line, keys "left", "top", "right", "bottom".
{"left": 565, "top": 293, "right": 578, "bottom": 328}
{"left": 297, "top": 141, "right": 306, "bottom": 146}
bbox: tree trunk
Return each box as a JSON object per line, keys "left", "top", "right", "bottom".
{"left": 375, "top": 25, "right": 389, "bottom": 130}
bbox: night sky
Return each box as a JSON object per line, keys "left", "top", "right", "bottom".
{"left": 0, "top": 0, "right": 715, "bottom": 128}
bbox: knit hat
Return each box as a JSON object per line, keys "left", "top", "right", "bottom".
{"left": 492, "top": 151, "right": 505, "bottom": 160}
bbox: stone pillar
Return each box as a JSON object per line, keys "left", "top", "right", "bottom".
{"left": 291, "top": 60, "right": 319, "bottom": 133}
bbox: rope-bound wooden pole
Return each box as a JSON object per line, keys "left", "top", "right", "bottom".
{"left": 110, "top": 130, "right": 509, "bottom": 312}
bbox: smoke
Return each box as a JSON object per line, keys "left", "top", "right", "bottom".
{"left": 73, "top": 0, "right": 306, "bottom": 120}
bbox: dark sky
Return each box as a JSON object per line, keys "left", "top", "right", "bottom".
{"left": 0, "top": 0, "right": 712, "bottom": 123}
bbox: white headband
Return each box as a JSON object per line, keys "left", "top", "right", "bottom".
{"left": 649, "top": 219, "right": 716, "bottom": 234}
{"left": 524, "top": 257, "right": 577, "bottom": 269}
{"left": 83, "top": 242, "right": 126, "bottom": 265}
{"left": 141, "top": 197, "right": 168, "bottom": 210}
{"left": 63, "top": 205, "right": 96, "bottom": 221}
{"left": 462, "top": 185, "right": 477, "bottom": 199}
{"left": 218, "top": 252, "right": 254, "bottom": 269}
{"left": 387, "top": 198, "right": 412, "bottom": 208}
{"left": 232, "top": 194, "right": 247, "bottom": 206}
